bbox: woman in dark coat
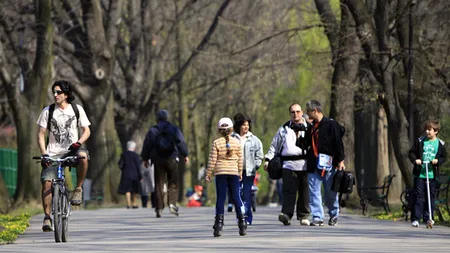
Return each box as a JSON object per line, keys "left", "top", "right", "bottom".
{"left": 118, "top": 141, "right": 143, "bottom": 208}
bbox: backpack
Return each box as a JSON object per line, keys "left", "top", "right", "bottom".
{"left": 46, "top": 103, "right": 80, "bottom": 144}
{"left": 330, "top": 118, "right": 345, "bottom": 138}
{"left": 331, "top": 170, "right": 355, "bottom": 207}
{"left": 332, "top": 170, "right": 355, "bottom": 194}
{"left": 154, "top": 125, "right": 176, "bottom": 157}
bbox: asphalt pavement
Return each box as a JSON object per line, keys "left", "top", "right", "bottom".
{"left": 1, "top": 205, "right": 449, "bottom": 252}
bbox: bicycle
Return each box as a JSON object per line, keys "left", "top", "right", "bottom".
{"left": 33, "top": 155, "right": 85, "bottom": 242}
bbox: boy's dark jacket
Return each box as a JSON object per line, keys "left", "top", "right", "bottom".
{"left": 306, "top": 117, "right": 345, "bottom": 173}
{"left": 408, "top": 136, "right": 446, "bottom": 178}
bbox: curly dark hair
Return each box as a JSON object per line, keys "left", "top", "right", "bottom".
{"left": 233, "top": 114, "right": 251, "bottom": 133}
{"left": 52, "top": 80, "right": 75, "bottom": 103}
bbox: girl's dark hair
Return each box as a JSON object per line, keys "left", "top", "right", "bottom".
{"left": 233, "top": 115, "right": 252, "bottom": 133}
{"left": 219, "top": 128, "right": 232, "bottom": 157}
{"left": 52, "top": 80, "right": 75, "bottom": 103}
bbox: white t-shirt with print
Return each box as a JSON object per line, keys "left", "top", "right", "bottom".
{"left": 37, "top": 104, "right": 91, "bottom": 156}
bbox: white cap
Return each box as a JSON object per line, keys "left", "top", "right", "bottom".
{"left": 218, "top": 117, "right": 233, "bottom": 129}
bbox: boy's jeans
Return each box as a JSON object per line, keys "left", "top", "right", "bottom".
{"left": 308, "top": 168, "right": 340, "bottom": 221}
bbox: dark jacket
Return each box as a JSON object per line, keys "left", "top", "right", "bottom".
{"left": 408, "top": 136, "right": 446, "bottom": 178}
{"left": 141, "top": 120, "right": 189, "bottom": 161}
{"left": 307, "top": 117, "right": 345, "bottom": 173}
{"left": 119, "top": 150, "right": 143, "bottom": 181}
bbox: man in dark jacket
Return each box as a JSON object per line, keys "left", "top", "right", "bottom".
{"left": 141, "top": 109, "right": 189, "bottom": 218}
{"left": 305, "top": 100, "right": 345, "bottom": 226}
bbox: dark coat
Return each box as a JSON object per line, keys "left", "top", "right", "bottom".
{"left": 408, "top": 136, "right": 446, "bottom": 178}
{"left": 118, "top": 150, "right": 143, "bottom": 194}
{"left": 140, "top": 120, "right": 189, "bottom": 161}
{"left": 306, "top": 117, "right": 345, "bottom": 173}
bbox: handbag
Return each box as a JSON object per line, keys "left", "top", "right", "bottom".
{"left": 268, "top": 155, "right": 283, "bottom": 180}
{"left": 331, "top": 169, "right": 355, "bottom": 207}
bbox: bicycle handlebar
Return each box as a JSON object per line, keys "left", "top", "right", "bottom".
{"left": 32, "top": 156, "right": 86, "bottom": 162}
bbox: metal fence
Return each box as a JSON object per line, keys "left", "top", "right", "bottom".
{"left": 0, "top": 148, "right": 77, "bottom": 197}
{"left": 0, "top": 148, "right": 17, "bottom": 197}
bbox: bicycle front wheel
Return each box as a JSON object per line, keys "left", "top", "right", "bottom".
{"left": 53, "top": 184, "right": 62, "bottom": 242}
{"left": 62, "top": 192, "right": 69, "bottom": 242}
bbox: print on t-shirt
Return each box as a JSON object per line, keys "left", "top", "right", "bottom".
{"left": 50, "top": 114, "right": 77, "bottom": 148}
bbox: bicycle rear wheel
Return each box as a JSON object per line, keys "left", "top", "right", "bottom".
{"left": 62, "top": 192, "right": 69, "bottom": 242}
{"left": 53, "top": 184, "right": 62, "bottom": 242}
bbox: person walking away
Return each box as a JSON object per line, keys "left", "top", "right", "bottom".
{"left": 230, "top": 114, "right": 263, "bottom": 225}
{"left": 141, "top": 109, "right": 189, "bottom": 218}
{"left": 206, "top": 117, "right": 246, "bottom": 237}
{"left": 264, "top": 103, "right": 311, "bottom": 226}
{"left": 408, "top": 120, "right": 446, "bottom": 228}
{"left": 140, "top": 159, "right": 155, "bottom": 208}
{"left": 36, "top": 80, "right": 91, "bottom": 231}
{"left": 305, "top": 100, "right": 345, "bottom": 226}
{"left": 117, "top": 141, "right": 143, "bottom": 209}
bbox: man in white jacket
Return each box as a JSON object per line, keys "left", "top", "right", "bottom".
{"left": 264, "top": 103, "right": 311, "bottom": 226}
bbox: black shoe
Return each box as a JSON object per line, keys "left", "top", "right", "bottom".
{"left": 278, "top": 213, "right": 291, "bottom": 226}
{"left": 328, "top": 216, "right": 338, "bottom": 226}
{"left": 132, "top": 206, "right": 139, "bottom": 209}
{"left": 227, "top": 204, "right": 233, "bottom": 212}
{"left": 213, "top": 214, "right": 224, "bottom": 237}
{"left": 156, "top": 210, "right": 162, "bottom": 218}
{"left": 42, "top": 217, "right": 53, "bottom": 232}
{"left": 310, "top": 220, "right": 324, "bottom": 226}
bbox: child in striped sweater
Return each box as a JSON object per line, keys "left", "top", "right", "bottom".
{"left": 206, "top": 117, "right": 246, "bottom": 237}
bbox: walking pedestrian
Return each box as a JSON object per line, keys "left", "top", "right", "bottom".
{"left": 305, "top": 100, "right": 345, "bottom": 226}
{"left": 206, "top": 117, "right": 247, "bottom": 237}
{"left": 141, "top": 109, "right": 189, "bottom": 218}
{"left": 117, "top": 141, "right": 142, "bottom": 209}
{"left": 264, "top": 103, "right": 311, "bottom": 226}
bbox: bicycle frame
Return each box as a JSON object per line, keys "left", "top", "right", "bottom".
{"left": 33, "top": 155, "right": 85, "bottom": 242}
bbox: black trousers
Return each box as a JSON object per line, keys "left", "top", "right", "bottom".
{"left": 281, "top": 169, "right": 310, "bottom": 219}
{"left": 154, "top": 157, "right": 179, "bottom": 211}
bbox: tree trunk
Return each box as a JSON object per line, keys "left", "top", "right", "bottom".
{"left": 345, "top": 0, "right": 414, "bottom": 188}
{"left": 8, "top": 0, "right": 54, "bottom": 203}
{"left": 326, "top": 2, "right": 360, "bottom": 203}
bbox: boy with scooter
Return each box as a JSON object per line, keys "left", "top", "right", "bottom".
{"left": 408, "top": 120, "right": 446, "bottom": 228}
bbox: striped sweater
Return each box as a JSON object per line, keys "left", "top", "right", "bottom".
{"left": 206, "top": 136, "right": 243, "bottom": 177}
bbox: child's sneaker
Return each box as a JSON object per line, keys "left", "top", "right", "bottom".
{"left": 411, "top": 221, "right": 419, "bottom": 227}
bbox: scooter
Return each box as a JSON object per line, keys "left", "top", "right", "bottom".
{"left": 423, "top": 161, "right": 434, "bottom": 229}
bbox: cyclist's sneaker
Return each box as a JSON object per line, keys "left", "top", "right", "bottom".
{"left": 169, "top": 204, "right": 179, "bottom": 216}
{"left": 310, "top": 220, "right": 324, "bottom": 226}
{"left": 300, "top": 219, "right": 310, "bottom": 226}
{"left": 42, "top": 217, "right": 53, "bottom": 232}
{"left": 71, "top": 187, "right": 83, "bottom": 206}
{"left": 328, "top": 216, "right": 338, "bottom": 226}
{"left": 411, "top": 221, "right": 419, "bottom": 227}
{"left": 278, "top": 213, "right": 291, "bottom": 226}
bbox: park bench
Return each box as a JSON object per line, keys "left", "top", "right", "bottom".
{"left": 400, "top": 173, "right": 450, "bottom": 222}
{"left": 360, "top": 174, "right": 396, "bottom": 215}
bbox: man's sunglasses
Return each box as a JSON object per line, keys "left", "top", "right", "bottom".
{"left": 53, "top": 90, "right": 64, "bottom": 95}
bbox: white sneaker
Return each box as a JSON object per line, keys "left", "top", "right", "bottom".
{"left": 411, "top": 221, "right": 419, "bottom": 227}
{"left": 300, "top": 219, "right": 310, "bottom": 226}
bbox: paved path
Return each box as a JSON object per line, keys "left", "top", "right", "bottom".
{"left": 1, "top": 206, "right": 449, "bottom": 252}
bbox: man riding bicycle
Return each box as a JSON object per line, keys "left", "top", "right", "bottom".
{"left": 36, "top": 80, "right": 91, "bottom": 232}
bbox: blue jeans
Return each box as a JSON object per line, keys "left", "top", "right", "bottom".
{"left": 241, "top": 173, "right": 254, "bottom": 224}
{"left": 215, "top": 175, "right": 245, "bottom": 216}
{"left": 308, "top": 169, "right": 339, "bottom": 221}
